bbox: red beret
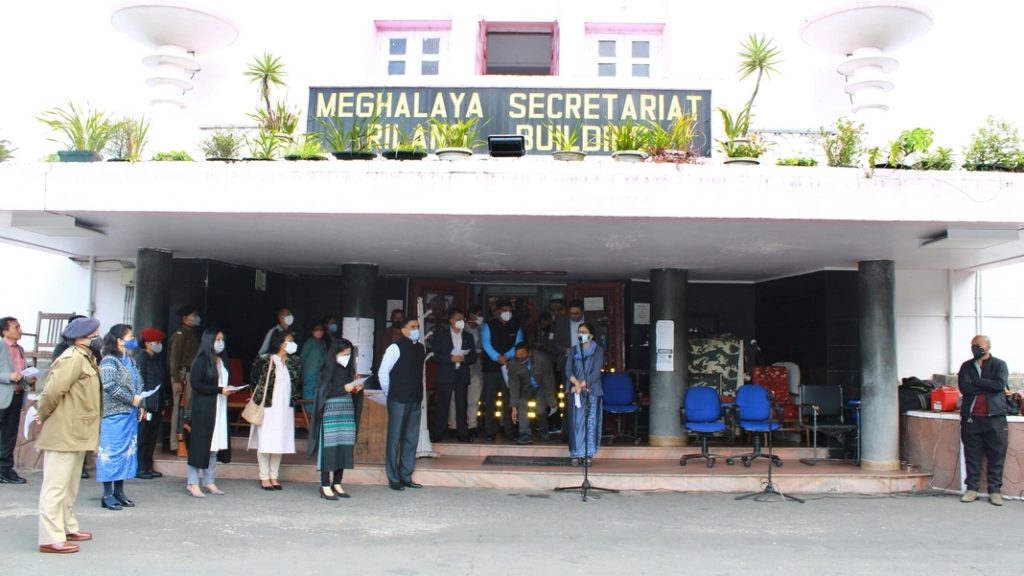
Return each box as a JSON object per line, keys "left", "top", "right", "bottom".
{"left": 140, "top": 327, "right": 166, "bottom": 343}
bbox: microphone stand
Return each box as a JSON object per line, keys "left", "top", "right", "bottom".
{"left": 735, "top": 392, "right": 803, "bottom": 504}
{"left": 555, "top": 339, "right": 617, "bottom": 502}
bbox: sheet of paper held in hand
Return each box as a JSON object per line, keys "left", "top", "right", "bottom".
{"left": 224, "top": 384, "right": 249, "bottom": 393}
{"left": 24, "top": 406, "right": 37, "bottom": 439}
{"left": 140, "top": 385, "right": 161, "bottom": 399}
{"left": 364, "top": 388, "right": 386, "bottom": 406}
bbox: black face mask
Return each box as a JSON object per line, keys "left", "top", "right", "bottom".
{"left": 89, "top": 336, "right": 103, "bottom": 358}
{"left": 971, "top": 345, "right": 986, "bottom": 360}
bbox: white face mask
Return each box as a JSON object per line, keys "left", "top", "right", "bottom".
{"left": 284, "top": 341, "right": 298, "bottom": 355}
{"left": 283, "top": 314, "right": 294, "bottom": 326}
{"left": 578, "top": 333, "right": 592, "bottom": 344}
{"left": 150, "top": 343, "right": 163, "bottom": 354}
{"left": 191, "top": 314, "right": 201, "bottom": 327}
{"left": 454, "top": 320, "right": 465, "bottom": 330}
{"left": 499, "top": 311, "right": 512, "bottom": 322}
{"left": 337, "top": 354, "right": 351, "bottom": 367}
{"left": 213, "top": 340, "right": 226, "bottom": 353}
{"left": 470, "top": 317, "right": 482, "bottom": 326}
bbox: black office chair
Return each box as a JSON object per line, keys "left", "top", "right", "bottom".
{"left": 799, "top": 384, "right": 859, "bottom": 466}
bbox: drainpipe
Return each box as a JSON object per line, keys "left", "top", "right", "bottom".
{"left": 947, "top": 269, "right": 955, "bottom": 374}
{"left": 86, "top": 256, "right": 96, "bottom": 317}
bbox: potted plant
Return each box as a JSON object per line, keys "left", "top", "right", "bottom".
{"left": 644, "top": 115, "right": 699, "bottom": 164}
{"left": 429, "top": 117, "right": 484, "bottom": 160}
{"left": 916, "top": 146, "right": 955, "bottom": 171}
{"left": 36, "top": 102, "right": 117, "bottom": 162}
{"left": 717, "top": 34, "right": 782, "bottom": 165}
{"left": 382, "top": 124, "right": 427, "bottom": 160}
{"left": 549, "top": 121, "right": 589, "bottom": 161}
{"left": 0, "top": 137, "right": 14, "bottom": 162}
{"left": 962, "top": 116, "right": 1021, "bottom": 172}
{"left": 317, "top": 109, "right": 381, "bottom": 160}
{"left": 776, "top": 156, "right": 818, "bottom": 167}
{"left": 820, "top": 117, "right": 864, "bottom": 168}
{"left": 105, "top": 116, "right": 149, "bottom": 162}
{"left": 244, "top": 129, "right": 280, "bottom": 161}
{"left": 244, "top": 53, "right": 300, "bottom": 150}
{"left": 200, "top": 130, "right": 243, "bottom": 162}
{"left": 604, "top": 120, "right": 648, "bottom": 162}
{"left": 151, "top": 150, "right": 194, "bottom": 161}
{"left": 284, "top": 133, "right": 328, "bottom": 161}
{"left": 876, "top": 127, "right": 934, "bottom": 169}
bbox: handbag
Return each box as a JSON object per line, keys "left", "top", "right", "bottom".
{"left": 242, "top": 361, "right": 274, "bottom": 426}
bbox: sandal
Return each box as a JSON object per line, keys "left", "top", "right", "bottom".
{"left": 570, "top": 457, "right": 581, "bottom": 467}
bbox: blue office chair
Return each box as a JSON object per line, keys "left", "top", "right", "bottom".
{"left": 727, "top": 384, "right": 783, "bottom": 468}
{"left": 680, "top": 386, "right": 729, "bottom": 468}
{"left": 601, "top": 373, "right": 641, "bottom": 446}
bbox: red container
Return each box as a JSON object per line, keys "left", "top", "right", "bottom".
{"left": 930, "top": 387, "right": 960, "bottom": 412}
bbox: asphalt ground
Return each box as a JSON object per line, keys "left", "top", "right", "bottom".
{"left": 0, "top": 471, "right": 1019, "bottom": 576}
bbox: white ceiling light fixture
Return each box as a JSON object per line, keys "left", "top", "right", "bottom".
{"left": 111, "top": 2, "right": 239, "bottom": 109}
{"left": 920, "top": 228, "right": 1020, "bottom": 250}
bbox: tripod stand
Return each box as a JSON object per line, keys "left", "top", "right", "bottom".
{"left": 734, "top": 391, "right": 804, "bottom": 504}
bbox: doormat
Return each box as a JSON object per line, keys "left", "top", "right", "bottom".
{"left": 482, "top": 456, "right": 573, "bottom": 467}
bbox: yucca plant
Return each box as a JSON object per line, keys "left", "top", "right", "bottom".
{"left": 245, "top": 53, "right": 287, "bottom": 128}
{"left": 718, "top": 34, "right": 782, "bottom": 160}
{"left": 37, "top": 102, "right": 117, "bottom": 156}
{"left": 106, "top": 116, "right": 150, "bottom": 161}
{"left": 429, "top": 117, "right": 484, "bottom": 150}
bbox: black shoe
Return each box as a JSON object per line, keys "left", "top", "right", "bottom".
{"left": 136, "top": 471, "right": 154, "bottom": 480}
{"left": 319, "top": 487, "right": 338, "bottom": 501}
{"left": 457, "top": 436, "right": 474, "bottom": 443}
{"left": 332, "top": 485, "right": 351, "bottom": 499}
{"left": 0, "top": 470, "right": 26, "bottom": 484}
{"left": 80, "top": 470, "right": 90, "bottom": 479}
{"left": 402, "top": 481, "right": 424, "bottom": 489}
{"left": 271, "top": 482, "right": 282, "bottom": 491}
{"left": 469, "top": 428, "right": 480, "bottom": 438}
{"left": 516, "top": 436, "right": 533, "bottom": 445}
{"left": 101, "top": 495, "right": 122, "bottom": 510}
{"left": 149, "top": 470, "right": 163, "bottom": 478}
{"left": 260, "top": 481, "right": 275, "bottom": 491}
{"left": 114, "top": 493, "right": 135, "bottom": 507}
{"left": 388, "top": 482, "right": 405, "bottom": 491}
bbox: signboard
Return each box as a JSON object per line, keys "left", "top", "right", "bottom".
{"left": 655, "top": 320, "right": 674, "bottom": 372}
{"left": 308, "top": 86, "right": 712, "bottom": 156}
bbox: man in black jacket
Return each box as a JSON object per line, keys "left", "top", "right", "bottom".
{"left": 379, "top": 318, "right": 426, "bottom": 491}
{"left": 430, "top": 309, "right": 477, "bottom": 444}
{"left": 957, "top": 335, "right": 1010, "bottom": 506}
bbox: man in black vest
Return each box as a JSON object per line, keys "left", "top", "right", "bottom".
{"left": 957, "top": 334, "right": 1010, "bottom": 506}
{"left": 378, "top": 318, "right": 426, "bottom": 491}
{"left": 480, "top": 300, "right": 524, "bottom": 441}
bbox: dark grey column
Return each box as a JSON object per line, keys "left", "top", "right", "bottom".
{"left": 340, "top": 263, "right": 379, "bottom": 319}
{"left": 858, "top": 260, "right": 899, "bottom": 471}
{"left": 133, "top": 248, "right": 173, "bottom": 336}
{"left": 649, "top": 268, "right": 688, "bottom": 447}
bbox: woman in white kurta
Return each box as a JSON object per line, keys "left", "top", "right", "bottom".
{"left": 248, "top": 331, "right": 300, "bottom": 490}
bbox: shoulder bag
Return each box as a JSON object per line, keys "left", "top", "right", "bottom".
{"left": 242, "top": 361, "right": 273, "bottom": 426}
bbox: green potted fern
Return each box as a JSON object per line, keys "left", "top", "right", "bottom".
{"left": 550, "top": 121, "right": 588, "bottom": 161}
{"left": 429, "top": 117, "right": 484, "bottom": 160}
{"left": 37, "top": 102, "right": 117, "bottom": 162}
{"left": 604, "top": 120, "right": 648, "bottom": 162}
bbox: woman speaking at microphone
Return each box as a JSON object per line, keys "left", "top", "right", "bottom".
{"left": 564, "top": 323, "right": 604, "bottom": 467}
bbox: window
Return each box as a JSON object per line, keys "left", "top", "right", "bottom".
{"left": 585, "top": 24, "right": 664, "bottom": 79}
{"left": 478, "top": 22, "right": 559, "bottom": 76}
{"left": 376, "top": 21, "right": 451, "bottom": 77}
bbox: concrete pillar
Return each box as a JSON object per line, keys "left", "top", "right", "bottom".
{"left": 649, "top": 268, "right": 688, "bottom": 447}
{"left": 340, "top": 263, "right": 378, "bottom": 319}
{"left": 133, "top": 248, "right": 173, "bottom": 336}
{"left": 858, "top": 260, "right": 899, "bottom": 471}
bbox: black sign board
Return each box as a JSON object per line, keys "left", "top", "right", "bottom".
{"left": 307, "top": 86, "right": 712, "bottom": 156}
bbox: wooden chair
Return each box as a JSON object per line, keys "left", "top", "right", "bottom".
{"left": 23, "top": 312, "right": 76, "bottom": 366}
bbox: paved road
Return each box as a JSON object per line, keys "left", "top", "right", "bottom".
{"left": 0, "top": 472, "right": 1018, "bottom": 575}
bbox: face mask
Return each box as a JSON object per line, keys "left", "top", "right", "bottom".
{"left": 454, "top": 320, "right": 465, "bottom": 330}
{"left": 971, "top": 344, "right": 986, "bottom": 360}
{"left": 150, "top": 343, "right": 163, "bottom": 354}
{"left": 578, "top": 333, "right": 592, "bottom": 344}
{"left": 213, "top": 340, "right": 226, "bottom": 354}
{"left": 284, "top": 341, "right": 298, "bottom": 355}
{"left": 409, "top": 329, "right": 421, "bottom": 342}
{"left": 283, "top": 314, "right": 294, "bottom": 327}
{"left": 123, "top": 338, "right": 138, "bottom": 350}
{"left": 471, "top": 318, "right": 482, "bottom": 326}
{"left": 337, "top": 354, "right": 351, "bottom": 367}
{"left": 499, "top": 311, "right": 512, "bottom": 322}
{"left": 89, "top": 336, "right": 102, "bottom": 355}
{"left": 328, "top": 323, "right": 338, "bottom": 333}
{"left": 191, "top": 314, "right": 201, "bottom": 327}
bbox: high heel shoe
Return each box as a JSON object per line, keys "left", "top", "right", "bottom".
{"left": 187, "top": 485, "right": 206, "bottom": 498}
{"left": 260, "top": 480, "right": 275, "bottom": 491}
{"left": 101, "top": 495, "right": 122, "bottom": 510}
{"left": 204, "top": 484, "right": 225, "bottom": 495}
{"left": 332, "top": 484, "right": 351, "bottom": 499}
{"left": 271, "top": 481, "right": 282, "bottom": 491}
{"left": 319, "top": 487, "right": 338, "bottom": 501}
